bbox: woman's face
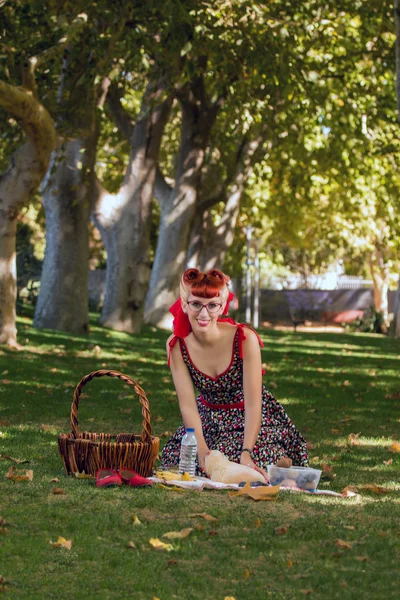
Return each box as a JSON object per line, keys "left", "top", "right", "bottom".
{"left": 184, "top": 293, "right": 224, "bottom": 331}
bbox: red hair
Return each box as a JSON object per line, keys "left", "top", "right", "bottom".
{"left": 180, "top": 268, "right": 230, "bottom": 302}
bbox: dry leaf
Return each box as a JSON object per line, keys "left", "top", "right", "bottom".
{"left": 224, "top": 597, "right": 237, "bottom": 600}
{"left": 389, "top": 442, "right": 400, "bottom": 453}
{"left": 383, "top": 458, "right": 393, "bottom": 466}
{"left": 348, "top": 432, "right": 361, "bottom": 445}
{"left": 0, "top": 454, "right": 29, "bottom": 464}
{"left": 5, "top": 467, "right": 33, "bottom": 482}
{"left": 343, "top": 380, "right": 351, "bottom": 386}
{"left": 342, "top": 485, "right": 358, "bottom": 498}
{"left": 132, "top": 515, "right": 141, "bottom": 526}
{"left": 74, "top": 472, "right": 94, "bottom": 479}
{"left": 52, "top": 488, "right": 66, "bottom": 495}
{"left": 162, "top": 527, "right": 193, "bottom": 540}
{"left": 149, "top": 538, "right": 174, "bottom": 552}
{"left": 287, "top": 558, "right": 293, "bottom": 568}
{"left": 188, "top": 513, "right": 218, "bottom": 522}
{"left": 50, "top": 478, "right": 60, "bottom": 483}
{"left": 2, "top": 379, "right": 12, "bottom": 385}
{"left": 254, "top": 519, "right": 261, "bottom": 528}
{"left": 242, "top": 569, "right": 250, "bottom": 579}
{"left": 330, "top": 429, "right": 341, "bottom": 435}
{"left": 127, "top": 541, "right": 136, "bottom": 549}
{"left": 300, "top": 590, "right": 313, "bottom": 596}
{"left": 335, "top": 539, "right": 353, "bottom": 550}
{"left": 154, "top": 416, "right": 164, "bottom": 422}
{"left": 343, "top": 525, "right": 355, "bottom": 531}
{"left": 40, "top": 424, "right": 54, "bottom": 432}
{"left": 50, "top": 536, "right": 72, "bottom": 550}
{"left": 275, "top": 525, "right": 290, "bottom": 536}
{"left": 321, "top": 462, "right": 333, "bottom": 474}
{"left": 355, "top": 555, "right": 368, "bottom": 562}
{"left": 231, "top": 481, "right": 280, "bottom": 501}
{"left": 360, "top": 484, "right": 390, "bottom": 495}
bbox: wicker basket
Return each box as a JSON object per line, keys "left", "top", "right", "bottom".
{"left": 58, "top": 369, "right": 160, "bottom": 477}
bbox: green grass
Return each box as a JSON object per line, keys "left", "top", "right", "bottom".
{"left": 0, "top": 314, "right": 400, "bottom": 599}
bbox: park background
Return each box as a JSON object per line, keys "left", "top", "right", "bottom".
{"left": 1, "top": 2, "right": 400, "bottom": 599}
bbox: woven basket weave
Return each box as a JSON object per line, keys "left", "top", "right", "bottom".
{"left": 58, "top": 369, "right": 160, "bottom": 477}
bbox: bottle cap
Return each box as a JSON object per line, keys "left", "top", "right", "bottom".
{"left": 186, "top": 427, "right": 195, "bottom": 432}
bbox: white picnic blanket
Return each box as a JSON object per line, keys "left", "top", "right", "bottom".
{"left": 149, "top": 476, "right": 347, "bottom": 497}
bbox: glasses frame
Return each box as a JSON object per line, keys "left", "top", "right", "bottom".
{"left": 187, "top": 300, "right": 223, "bottom": 314}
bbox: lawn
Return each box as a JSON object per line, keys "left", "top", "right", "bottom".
{"left": 0, "top": 314, "right": 399, "bottom": 599}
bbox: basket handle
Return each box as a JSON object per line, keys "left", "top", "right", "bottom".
{"left": 70, "top": 369, "right": 153, "bottom": 443}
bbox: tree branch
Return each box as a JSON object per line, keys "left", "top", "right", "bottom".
{"left": 107, "top": 83, "right": 134, "bottom": 140}
{"left": 0, "top": 80, "right": 56, "bottom": 168}
{"left": 154, "top": 166, "right": 173, "bottom": 205}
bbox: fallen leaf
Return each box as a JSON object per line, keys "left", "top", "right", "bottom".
{"left": 330, "top": 429, "right": 341, "bottom": 435}
{"left": 348, "top": 432, "right": 361, "bottom": 445}
{"left": 50, "top": 478, "right": 60, "bottom": 483}
{"left": 242, "top": 569, "right": 250, "bottom": 579}
{"left": 5, "top": 467, "right": 33, "bottom": 482}
{"left": 40, "top": 424, "right": 54, "bottom": 432}
{"left": 355, "top": 555, "right": 369, "bottom": 562}
{"left": 383, "top": 458, "right": 393, "bottom": 466}
{"left": 167, "top": 559, "right": 177, "bottom": 566}
{"left": 254, "top": 519, "right": 261, "bottom": 528}
{"left": 300, "top": 590, "right": 313, "bottom": 596}
{"left": 0, "top": 454, "right": 29, "bottom": 464}
{"left": 2, "top": 379, "right": 12, "bottom": 385}
{"left": 335, "top": 539, "right": 353, "bottom": 550}
{"left": 321, "top": 462, "right": 334, "bottom": 474}
{"left": 389, "top": 442, "right": 400, "bottom": 453}
{"left": 149, "top": 538, "right": 174, "bottom": 552}
{"left": 127, "top": 541, "right": 136, "bottom": 549}
{"left": 275, "top": 525, "right": 290, "bottom": 535}
{"left": 230, "top": 481, "right": 280, "bottom": 501}
{"left": 132, "top": 515, "right": 141, "bottom": 526}
{"left": 160, "top": 431, "right": 173, "bottom": 438}
{"left": 360, "top": 484, "right": 391, "bottom": 495}
{"left": 343, "top": 380, "right": 351, "bottom": 386}
{"left": 188, "top": 513, "right": 219, "bottom": 522}
{"left": 50, "top": 536, "right": 72, "bottom": 550}
{"left": 287, "top": 558, "right": 293, "bottom": 568}
{"left": 224, "top": 597, "right": 237, "bottom": 600}
{"left": 52, "top": 488, "right": 66, "bottom": 495}
{"left": 154, "top": 416, "right": 164, "bottom": 422}
{"left": 74, "top": 472, "right": 94, "bottom": 479}
{"left": 343, "top": 525, "right": 355, "bottom": 531}
{"left": 341, "top": 486, "right": 359, "bottom": 497}
{"left": 162, "top": 527, "right": 193, "bottom": 540}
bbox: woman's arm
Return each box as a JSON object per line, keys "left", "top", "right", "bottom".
{"left": 240, "top": 330, "right": 268, "bottom": 480}
{"left": 167, "top": 336, "right": 209, "bottom": 469}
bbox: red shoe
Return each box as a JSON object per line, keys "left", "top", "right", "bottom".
{"left": 96, "top": 469, "right": 123, "bottom": 487}
{"left": 119, "top": 468, "right": 153, "bottom": 487}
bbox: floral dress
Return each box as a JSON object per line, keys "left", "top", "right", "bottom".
{"left": 161, "top": 323, "right": 309, "bottom": 474}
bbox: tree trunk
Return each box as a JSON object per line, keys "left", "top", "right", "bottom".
{"left": 392, "top": 277, "right": 400, "bottom": 337}
{"left": 0, "top": 81, "right": 55, "bottom": 346}
{"left": 33, "top": 139, "right": 93, "bottom": 333}
{"left": 145, "top": 76, "right": 222, "bottom": 327}
{"left": 369, "top": 248, "right": 389, "bottom": 325}
{"left": 92, "top": 82, "right": 172, "bottom": 333}
{"left": 186, "top": 133, "right": 266, "bottom": 271}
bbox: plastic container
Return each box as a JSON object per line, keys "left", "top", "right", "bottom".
{"left": 267, "top": 465, "right": 321, "bottom": 491}
{"left": 179, "top": 428, "right": 197, "bottom": 477}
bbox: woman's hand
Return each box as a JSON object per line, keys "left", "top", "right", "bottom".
{"left": 240, "top": 454, "right": 269, "bottom": 483}
{"left": 197, "top": 446, "right": 210, "bottom": 472}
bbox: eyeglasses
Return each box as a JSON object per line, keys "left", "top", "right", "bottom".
{"left": 187, "top": 300, "right": 223, "bottom": 314}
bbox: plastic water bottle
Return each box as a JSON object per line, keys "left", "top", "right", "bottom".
{"left": 179, "top": 428, "right": 197, "bottom": 477}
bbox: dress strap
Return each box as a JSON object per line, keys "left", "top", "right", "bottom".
{"left": 167, "top": 335, "right": 180, "bottom": 366}
{"left": 236, "top": 323, "right": 264, "bottom": 359}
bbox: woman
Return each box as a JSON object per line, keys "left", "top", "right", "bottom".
{"left": 161, "top": 268, "right": 308, "bottom": 479}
